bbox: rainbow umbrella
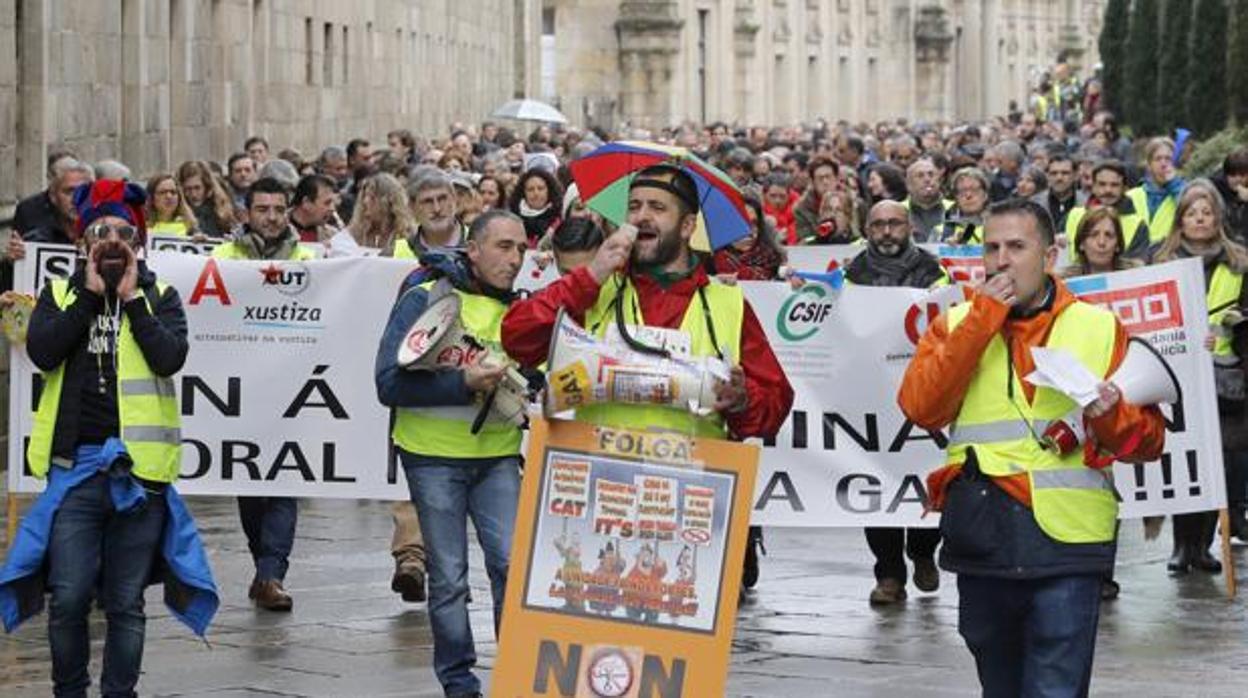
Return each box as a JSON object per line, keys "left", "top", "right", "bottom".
{"left": 568, "top": 141, "right": 750, "bottom": 251}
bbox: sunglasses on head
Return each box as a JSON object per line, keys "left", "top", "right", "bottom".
{"left": 84, "top": 222, "right": 140, "bottom": 244}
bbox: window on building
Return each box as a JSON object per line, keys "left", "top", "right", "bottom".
{"left": 305, "top": 18, "right": 314, "bottom": 85}
{"left": 343, "top": 26, "right": 350, "bottom": 84}
{"left": 540, "top": 8, "right": 556, "bottom": 103}
{"left": 323, "top": 23, "right": 334, "bottom": 86}
{"left": 698, "top": 9, "right": 709, "bottom": 123}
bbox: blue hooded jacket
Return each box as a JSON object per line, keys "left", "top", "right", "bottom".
{"left": 0, "top": 438, "right": 219, "bottom": 636}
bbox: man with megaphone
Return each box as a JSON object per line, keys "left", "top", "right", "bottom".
{"left": 374, "top": 209, "right": 531, "bottom": 698}
{"left": 500, "top": 164, "right": 794, "bottom": 589}
{"left": 898, "top": 199, "right": 1166, "bottom": 698}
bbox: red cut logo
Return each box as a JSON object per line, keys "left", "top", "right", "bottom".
{"left": 1077, "top": 281, "right": 1183, "bottom": 334}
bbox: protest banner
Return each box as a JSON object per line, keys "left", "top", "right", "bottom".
{"left": 744, "top": 256, "right": 1224, "bottom": 526}
{"left": 491, "top": 418, "right": 758, "bottom": 698}
{"left": 6, "top": 246, "right": 1224, "bottom": 529}
{"left": 147, "top": 235, "right": 221, "bottom": 256}
{"left": 7, "top": 245, "right": 413, "bottom": 500}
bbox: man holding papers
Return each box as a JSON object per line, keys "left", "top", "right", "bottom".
{"left": 898, "top": 198, "right": 1165, "bottom": 698}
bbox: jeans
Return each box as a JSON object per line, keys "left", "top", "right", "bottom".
{"left": 401, "top": 452, "right": 520, "bottom": 696}
{"left": 237, "top": 496, "right": 297, "bottom": 582}
{"left": 864, "top": 527, "right": 941, "bottom": 582}
{"left": 47, "top": 471, "right": 166, "bottom": 698}
{"left": 957, "top": 574, "right": 1102, "bottom": 698}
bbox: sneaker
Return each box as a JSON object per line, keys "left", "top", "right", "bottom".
{"left": 869, "top": 578, "right": 907, "bottom": 605}
{"left": 254, "top": 579, "right": 293, "bottom": 612}
{"left": 391, "top": 562, "right": 427, "bottom": 603}
{"left": 912, "top": 557, "right": 940, "bottom": 593}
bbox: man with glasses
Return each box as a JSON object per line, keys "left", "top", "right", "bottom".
{"left": 2, "top": 179, "right": 217, "bottom": 696}
{"left": 397, "top": 170, "right": 465, "bottom": 259}
{"left": 843, "top": 200, "right": 948, "bottom": 604}
{"left": 940, "top": 168, "right": 993, "bottom": 245}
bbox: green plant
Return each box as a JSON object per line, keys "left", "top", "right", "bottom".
{"left": 1180, "top": 126, "right": 1248, "bottom": 178}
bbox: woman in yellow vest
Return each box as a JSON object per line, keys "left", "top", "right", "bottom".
{"left": 1152, "top": 179, "right": 1248, "bottom": 572}
{"left": 145, "top": 173, "right": 199, "bottom": 238}
{"left": 1128, "top": 137, "right": 1186, "bottom": 245}
{"left": 327, "top": 173, "right": 413, "bottom": 257}
{"left": 1059, "top": 207, "right": 1143, "bottom": 278}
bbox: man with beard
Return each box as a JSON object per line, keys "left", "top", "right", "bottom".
{"left": 396, "top": 171, "right": 465, "bottom": 259}
{"left": 2, "top": 179, "right": 217, "bottom": 696}
{"left": 843, "top": 201, "right": 948, "bottom": 604}
{"left": 212, "top": 177, "right": 313, "bottom": 612}
{"left": 374, "top": 210, "right": 529, "bottom": 698}
{"left": 500, "top": 165, "right": 794, "bottom": 591}
{"left": 1064, "top": 160, "right": 1149, "bottom": 263}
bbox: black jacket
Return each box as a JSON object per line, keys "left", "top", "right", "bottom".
{"left": 26, "top": 264, "right": 188, "bottom": 463}
{"left": 843, "top": 245, "right": 946, "bottom": 289}
{"left": 1213, "top": 173, "right": 1248, "bottom": 246}
{"left": 13, "top": 191, "right": 60, "bottom": 237}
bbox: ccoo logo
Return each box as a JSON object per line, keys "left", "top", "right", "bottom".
{"left": 904, "top": 302, "right": 942, "bottom": 345}
{"left": 777, "top": 284, "right": 835, "bottom": 341}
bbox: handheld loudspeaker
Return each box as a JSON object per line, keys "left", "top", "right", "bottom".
{"left": 543, "top": 309, "right": 729, "bottom": 417}
{"left": 397, "top": 293, "right": 530, "bottom": 427}
{"left": 1109, "top": 337, "right": 1181, "bottom": 406}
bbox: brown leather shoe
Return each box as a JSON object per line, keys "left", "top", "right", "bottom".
{"left": 254, "top": 579, "right": 293, "bottom": 612}
{"left": 391, "top": 562, "right": 427, "bottom": 603}
{"left": 869, "top": 578, "right": 907, "bottom": 605}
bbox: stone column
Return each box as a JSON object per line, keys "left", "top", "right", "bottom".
{"left": 733, "top": 1, "right": 760, "bottom": 125}
{"left": 913, "top": 4, "right": 953, "bottom": 121}
{"left": 616, "top": 1, "right": 683, "bottom": 130}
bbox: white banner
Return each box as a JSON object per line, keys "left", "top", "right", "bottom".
{"left": 744, "top": 256, "right": 1225, "bottom": 526}
{"left": 6, "top": 246, "right": 1227, "bottom": 526}
{"left": 8, "top": 245, "right": 413, "bottom": 499}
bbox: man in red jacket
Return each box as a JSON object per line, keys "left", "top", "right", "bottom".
{"left": 501, "top": 165, "right": 794, "bottom": 588}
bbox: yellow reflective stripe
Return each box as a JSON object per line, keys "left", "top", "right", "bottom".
{"left": 1031, "top": 468, "right": 1113, "bottom": 492}
{"left": 948, "top": 419, "right": 1051, "bottom": 446}
{"left": 120, "top": 377, "right": 177, "bottom": 398}
{"left": 122, "top": 426, "right": 182, "bottom": 444}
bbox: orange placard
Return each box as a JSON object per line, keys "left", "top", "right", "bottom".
{"left": 492, "top": 418, "right": 759, "bottom": 698}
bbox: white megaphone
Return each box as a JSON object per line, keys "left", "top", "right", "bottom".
{"left": 543, "top": 308, "right": 729, "bottom": 417}
{"left": 397, "top": 293, "right": 530, "bottom": 428}
{"left": 1109, "top": 337, "right": 1181, "bottom": 406}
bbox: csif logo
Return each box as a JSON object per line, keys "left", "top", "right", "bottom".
{"left": 776, "top": 284, "right": 836, "bottom": 341}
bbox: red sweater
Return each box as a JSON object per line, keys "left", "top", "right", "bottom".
{"left": 501, "top": 265, "right": 794, "bottom": 440}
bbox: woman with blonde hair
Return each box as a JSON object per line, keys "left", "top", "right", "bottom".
{"left": 329, "top": 173, "right": 416, "bottom": 257}
{"left": 1129, "top": 136, "right": 1186, "bottom": 244}
{"left": 145, "top": 173, "right": 199, "bottom": 237}
{"left": 1059, "top": 207, "right": 1143, "bottom": 278}
{"left": 1152, "top": 179, "right": 1248, "bottom": 572}
{"left": 176, "top": 160, "right": 236, "bottom": 237}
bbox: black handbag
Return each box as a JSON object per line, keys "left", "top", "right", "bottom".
{"left": 939, "top": 451, "right": 1001, "bottom": 558}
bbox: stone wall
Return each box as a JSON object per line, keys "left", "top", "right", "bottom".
{"left": 1, "top": 0, "right": 540, "bottom": 213}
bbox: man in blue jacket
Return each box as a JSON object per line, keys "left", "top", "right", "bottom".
{"left": 375, "top": 209, "right": 528, "bottom": 698}
{"left": 0, "top": 179, "right": 218, "bottom": 697}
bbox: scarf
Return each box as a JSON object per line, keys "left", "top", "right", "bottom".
{"left": 1144, "top": 176, "right": 1186, "bottom": 218}
{"left": 518, "top": 199, "right": 552, "bottom": 219}
{"left": 714, "top": 241, "right": 784, "bottom": 281}
{"left": 847, "top": 241, "right": 942, "bottom": 288}
{"left": 235, "top": 226, "right": 299, "bottom": 260}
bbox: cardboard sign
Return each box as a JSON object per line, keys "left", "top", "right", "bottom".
{"left": 492, "top": 419, "right": 759, "bottom": 698}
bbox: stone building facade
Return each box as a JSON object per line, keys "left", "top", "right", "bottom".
{"left": 0, "top": 0, "right": 542, "bottom": 213}
{"left": 542, "top": 0, "right": 1106, "bottom": 131}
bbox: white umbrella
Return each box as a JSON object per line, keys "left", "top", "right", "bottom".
{"left": 491, "top": 98, "right": 569, "bottom": 124}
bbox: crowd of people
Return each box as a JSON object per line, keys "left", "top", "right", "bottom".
{"left": 3, "top": 56, "right": 1248, "bottom": 698}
